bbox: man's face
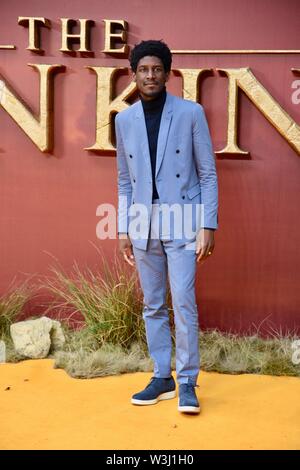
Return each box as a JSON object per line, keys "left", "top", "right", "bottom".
{"left": 132, "top": 55, "right": 170, "bottom": 101}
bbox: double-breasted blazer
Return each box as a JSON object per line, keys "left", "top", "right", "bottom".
{"left": 115, "top": 92, "right": 218, "bottom": 250}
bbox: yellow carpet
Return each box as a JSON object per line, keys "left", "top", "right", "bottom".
{"left": 0, "top": 359, "right": 299, "bottom": 450}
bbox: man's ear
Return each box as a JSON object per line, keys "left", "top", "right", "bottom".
{"left": 165, "top": 71, "right": 170, "bottom": 82}
{"left": 132, "top": 71, "right": 137, "bottom": 82}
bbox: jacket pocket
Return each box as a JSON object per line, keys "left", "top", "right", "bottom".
{"left": 187, "top": 182, "right": 201, "bottom": 199}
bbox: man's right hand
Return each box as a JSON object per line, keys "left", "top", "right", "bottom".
{"left": 118, "top": 234, "right": 135, "bottom": 267}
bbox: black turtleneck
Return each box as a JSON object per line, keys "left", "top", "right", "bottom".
{"left": 140, "top": 88, "right": 167, "bottom": 201}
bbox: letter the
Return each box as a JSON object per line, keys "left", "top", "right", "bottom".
{"left": 18, "top": 17, "right": 51, "bottom": 52}
{"left": 60, "top": 18, "right": 93, "bottom": 52}
{"left": 102, "top": 20, "right": 129, "bottom": 55}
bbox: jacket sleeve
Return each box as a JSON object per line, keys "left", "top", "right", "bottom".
{"left": 192, "top": 104, "right": 218, "bottom": 230}
{"left": 115, "top": 114, "right": 132, "bottom": 234}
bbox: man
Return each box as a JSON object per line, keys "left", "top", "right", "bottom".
{"left": 115, "top": 40, "right": 218, "bottom": 414}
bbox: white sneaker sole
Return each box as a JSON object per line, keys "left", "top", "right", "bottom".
{"left": 131, "top": 390, "right": 176, "bottom": 405}
{"left": 178, "top": 404, "right": 201, "bottom": 414}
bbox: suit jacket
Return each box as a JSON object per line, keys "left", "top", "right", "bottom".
{"left": 115, "top": 92, "right": 218, "bottom": 250}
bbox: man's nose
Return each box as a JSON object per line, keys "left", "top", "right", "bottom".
{"left": 146, "top": 69, "right": 155, "bottom": 79}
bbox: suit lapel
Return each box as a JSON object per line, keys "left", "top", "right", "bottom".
{"left": 155, "top": 93, "right": 173, "bottom": 177}
{"left": 134, "top": 102, "right": 152, "bottom": 177}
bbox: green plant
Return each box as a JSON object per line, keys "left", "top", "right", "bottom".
{"left": 51, "top": 327, "right": 300, "bottom": 379}
{"left": 0, "top": 279, "right": 32, "bottom": 339}
{"left": 199, "top": 329, "right": 300, "bottom": 377}
{"left": 44, "top": 253, "right": 147, "bottom": 349}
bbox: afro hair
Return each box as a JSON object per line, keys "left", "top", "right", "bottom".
{"left": 130, "top": 40, "right": 172, "bottom": 73}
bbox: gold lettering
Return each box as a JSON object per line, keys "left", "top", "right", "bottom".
{"left": 18, "top": 17, "right": 51, "bottom": 52}
{"left": 85, "top": 67, "right": 135, "bottom": 152}
{"left": 217, "top": 67, "right": 300, "bottom": 156}
{"left": 60, "top": 18, "right": 92, "bottom": 52}
{"left": 0, "top": 64, "right": 64, "bottom": 152}
{"left": 174, "top": 68, "right": 212, "bottom": 102}
{"left": 102, "top": 20, "right": 129, "bottom": 55}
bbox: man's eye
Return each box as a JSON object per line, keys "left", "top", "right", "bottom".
{"left": 138, "top": 67, "right": 162, "bottom": 73}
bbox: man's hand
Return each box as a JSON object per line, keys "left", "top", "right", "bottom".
{"left": 118, "top": 233, "right": 135, "bottom": 267}
{"left": 196, "top": 228, "right": 215, "bottom": 263}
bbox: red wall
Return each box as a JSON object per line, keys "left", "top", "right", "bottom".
{"left": 1, "top": 0, "right": 300, "bottom": 333}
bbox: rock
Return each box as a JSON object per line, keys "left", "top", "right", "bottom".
{"left": 10, "top": 316, "right": 65, "bottom": 359}
{"left": 50, "top": 319, "right": 66, "bottom": 350}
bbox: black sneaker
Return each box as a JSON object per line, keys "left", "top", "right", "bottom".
{"left": 131, "top": 376, "right": 176, "bottom": 405}
{"left": 178, "top": 383, "right": 200, "bottom": 414}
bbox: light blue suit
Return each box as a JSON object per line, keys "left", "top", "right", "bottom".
{"left": 116, "top": 92, "right": 218, "bottom": 384}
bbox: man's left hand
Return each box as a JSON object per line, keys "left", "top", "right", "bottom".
{"left": 196, "top": 229, "right": 215, "bottom": 263}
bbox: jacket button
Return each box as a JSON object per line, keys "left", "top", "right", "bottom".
{"left": 182, "top": 195, "right": 185, "bottom": 200}
{"left": 133, "top": 179, "right": 136, "bottom": 183}
{"left": 176, "top": 174, "right": 180, "bottom": 178}
{"left": 176, "top": 149, "right": 180, "bottom": 154}
{"left": 129, "top": 154, "right": 133, "bottom": 158}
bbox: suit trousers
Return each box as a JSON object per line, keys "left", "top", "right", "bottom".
{"left": 132, "top": 200, "right": 200, "bottom": 385}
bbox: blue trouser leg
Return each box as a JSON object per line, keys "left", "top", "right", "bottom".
{"left": 163, "top": 240, "right": 199, "bottom": 385}
{"left": 133, "top": 237, "right": 172, "bottom": 378}
{"left": 133, "top": 237, "right": 200, "bottom": 384}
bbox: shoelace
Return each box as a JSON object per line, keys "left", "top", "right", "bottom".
{"left": 180, "top": 383, "right": 199, "bottom": 394}
{"left": 146, "top": 376, "right": 172, "bottom": 389}
{"left": 145, "top": 377, "right": 159, "bottom": 389}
